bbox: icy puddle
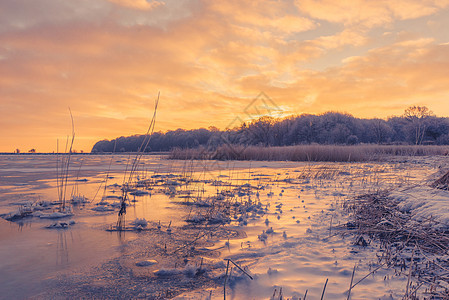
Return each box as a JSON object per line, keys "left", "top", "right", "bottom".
{"left": 0, "top": 154, "right": 447, "bottom": 299}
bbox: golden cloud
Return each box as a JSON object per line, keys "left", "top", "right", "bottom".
{"left": 1, "top": 0, "right": 449, "bottom": 152}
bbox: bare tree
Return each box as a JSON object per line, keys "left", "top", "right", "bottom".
{"left": 403, "top": 106, "right": 433, "bottom": 145}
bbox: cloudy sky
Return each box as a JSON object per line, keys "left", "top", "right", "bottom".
{"left": 1, "top": 0, "right": 449, "bottom": 152}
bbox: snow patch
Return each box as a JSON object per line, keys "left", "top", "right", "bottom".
{"left": 136, "top": 259, "right": 158, "bottom": 267}
{"left": 391, "top": 185, "right": 449, "bottom": 227}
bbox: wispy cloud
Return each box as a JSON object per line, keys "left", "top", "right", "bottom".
{"left": 107, "top": 0, "right": 165, "bottom": 11}
{"left": 296, "top": 0, "right": 449, "bottom": 27}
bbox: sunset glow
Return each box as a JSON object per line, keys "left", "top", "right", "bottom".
{"left": 1, "top": 0, "right": 449, "bottom": 152}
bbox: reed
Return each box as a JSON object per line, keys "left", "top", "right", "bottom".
{"left": 56, "top": 108, "right": 75, "bottom": 212}
{"left": 116, "top": 93, "right": 160, "bottom": 230}
{"left": 170, "top": 144, "right": 449, "bottom": 162}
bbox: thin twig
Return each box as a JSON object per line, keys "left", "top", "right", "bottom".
{"left": 224, "top": 259, "right": 230, "bottom": 300}
{"left": 405, "top": 245, "right": 416, "bottom": 299}
{"left": 347, "top": 263, "right": 356, "bottom": 300}
{"left": 321, "top": 278, "right": 328, "bottom": 300}
{"left": 226, "top": 259, "right": 253, "bottom": 280}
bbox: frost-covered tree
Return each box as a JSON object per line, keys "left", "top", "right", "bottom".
{"left": 246, "top": 116, "right": 275, "bottom": 146}
{"left": 370, "top": 119, "right": 393, "bottom": 144}
{"left": 403, "top": 106, "right": 433, "bottom": 145}
{"left": 90, "top": 106, "right": 449, "bottom": 152}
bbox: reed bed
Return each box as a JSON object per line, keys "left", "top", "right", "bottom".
{"left": 170, "top": 144, "right": 449, "bottom": 162}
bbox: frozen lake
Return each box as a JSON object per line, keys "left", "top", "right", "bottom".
{"left": 0, "top": 154, "right": 446, "bottom": 299}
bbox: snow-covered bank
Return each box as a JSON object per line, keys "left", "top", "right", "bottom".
{"left": 339, "top": 172, "right": 449, "bottom": 299}
{"left": 392, "top": 185, "right": 449, "bottom": 228}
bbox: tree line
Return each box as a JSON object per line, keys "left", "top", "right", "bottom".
{"left": 91, "top": 106, "right": 449, "bottom": 153}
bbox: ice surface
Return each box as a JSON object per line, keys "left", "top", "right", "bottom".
{"left": 1, "top": 154, "right": 449, "bottom": 299}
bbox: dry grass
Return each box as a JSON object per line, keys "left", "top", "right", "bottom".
{"left": 170, "top": 144, "right": 449, "bottom": 162}
{"left": 340, "top": 191, "right": 449, "bottom": 298}
{"left": 431, "top": 170, "right": 449, "bottom": 190}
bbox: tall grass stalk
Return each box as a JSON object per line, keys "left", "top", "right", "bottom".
{"left": 56, "top": 108, "right": 75, "bottom": 212}
{"left": 117, "top": 93, "right": 160, "bottom": 230}
{"left": 125, "top": 92, "right": 160, "bottom": 185}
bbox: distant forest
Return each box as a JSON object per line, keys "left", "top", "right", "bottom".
{"left": 91, "top": 106, "right": 449, "bottom": 153}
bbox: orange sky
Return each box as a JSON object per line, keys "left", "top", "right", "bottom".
{"left": 1, "top": 0, "right": 449, "bottom": 152}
